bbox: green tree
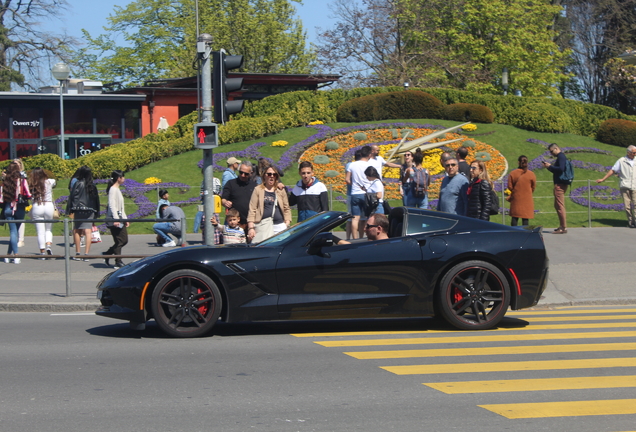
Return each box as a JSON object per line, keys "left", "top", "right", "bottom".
{"left": 73, "top": 0, "right": 316, "bottom": 87}
{"left": 318, "top": 0, "right": 571, "bottom": 97}
{"left": 0, "top": 0, "right": 77, "bottom": 91}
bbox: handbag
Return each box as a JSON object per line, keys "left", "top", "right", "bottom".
{"left": 489, "top": 188, "right": 499, "bottom": 216}
{"left": 17, "top": 194, "right": 30, "bottom": 207}
{"left": 365, "top": 192, "right": 379, "bottom": 217}
{"left": 252, "top": 193, "right": 277, "bottom": 243}
{"left": 91, "top": 224, "right": 102, "bottom": 243}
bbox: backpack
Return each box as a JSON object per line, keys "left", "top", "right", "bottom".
{"left": 413, "top": 168, "right": 429, "bottom": 198}
{"left": 489, "top": 188, "right": 499, "bottom": 215}
{"left": 558, "top": 159, "right": 574, "bottom": 185}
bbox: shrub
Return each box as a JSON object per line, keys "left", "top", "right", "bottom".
{"left": 325, "top": 141, "right": 339, "bottom": 150}
{"left": 313, "top": 155, "right": 330, "bottom": 164}
{"left": 506, "top": 103, "right": 572, "bottom": 133}
{"left": 443, "top": 103, "right": 494, "bottom": 123}
{"left": 463, "top": 140, "right": 476, "bottom": 147}
{"left": 354, "top": 132, "right": 368, "bottom": 140}
{"left": 597, "top": 119, "right": 636, "bottom": 148}
{"left": 336, "top": 90, "right": 444, "bottom": 122}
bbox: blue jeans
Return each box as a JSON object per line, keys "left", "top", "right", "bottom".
{"left": 4, "top": 203, "right": 25, "bottom": 255}
{"left": 406, "top": 190, "right": 429, "bottom": 209}
{"left": 153, "top": 222, "right": 175, "bottom": 242}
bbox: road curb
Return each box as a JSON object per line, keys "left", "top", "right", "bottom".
{"left": 0, "top": 302, "right": 100, "bottom": 312}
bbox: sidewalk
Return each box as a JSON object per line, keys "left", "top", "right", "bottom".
{"left": 0, "top": 227, "right": 635, "bottom": 312}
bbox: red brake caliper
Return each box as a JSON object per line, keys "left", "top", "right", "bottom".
{"left": 197, "top": 288, "right": 209, "bottom": 316}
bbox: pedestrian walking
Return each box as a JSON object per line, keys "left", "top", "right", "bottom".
{"left": 1, "top": 162, "right": 31, "bottom": 264}
{"left": 29, "top": 167, "right": 56, "bottom": 258}
{"left": 597, "top": 145, "right": 636, "bottom": 227}
{"left": 66, "top": 165, "right": 100, "bottom": 260}
{"left": 103, "top": 170, "right": 129, "bottom": 269}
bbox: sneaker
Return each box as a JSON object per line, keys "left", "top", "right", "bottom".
{"left": 13, "top": 258, "right": 21, "bottom": 264}
{"left": 4, "top": 258, "right": 11, "bottom": 264}
{"left": 39, "top": 253, "right": 46, "bottom": 261}
{"left": 46, "top": 247, "right": 52, "bottom": 256}
{"left": 72, "top": 253, "right": 82, "bottom": 261}
{"left": 102, "top": 252, "right": 111, "bottom": 267}
{"left": 113, "top": 261, "right": 125, "bottom": 269}
{"left": 83, "top": 254, "right": 91, "bottom": 262}
{"left": 162, "top": 240, "right": 177, "bottom": 247}
{"left": 80, "top": 238, "right": 85, "bottom": 247}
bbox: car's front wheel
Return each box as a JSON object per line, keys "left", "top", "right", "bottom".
{"left": 437, "top": 260, "right": 510, "bottom": 330}
{"left": 151, "top": 269, "right": 222, "bottom": 338}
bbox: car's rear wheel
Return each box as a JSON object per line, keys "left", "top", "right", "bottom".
{"left": 150, "top": 269, "right": 222, "bottom": 338}
{"left": 437, "top": 260, "right": 510, "bottom": 330}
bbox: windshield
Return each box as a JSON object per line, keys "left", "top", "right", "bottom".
{"left": 256, "top": 212, "right": 349, "bottom": 247}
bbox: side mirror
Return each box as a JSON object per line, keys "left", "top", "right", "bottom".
{"left": 307, "top": 232, "right": 333, "bottom": 255}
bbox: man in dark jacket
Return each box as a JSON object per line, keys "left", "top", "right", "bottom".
{"left": 221, "top": 162, "right": 257, "bottom": 228}
{"left": 542, "top": 143, "right": 570, "bottom": 234}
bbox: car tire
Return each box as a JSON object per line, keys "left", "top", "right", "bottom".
{"left": 150, "top": 269, "right": 222, "bottom": 338}
{"left": 436, "top": 260, "right": 510, "bottom": 330}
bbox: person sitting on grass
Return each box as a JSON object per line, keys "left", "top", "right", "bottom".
{"left": 211, "top": 208, "right": 246, "bottom": 244}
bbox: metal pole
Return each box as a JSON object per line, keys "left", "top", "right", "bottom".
{"left": 588, "top": 179, "right": 592, "bottom": 228}
{"left": 199, "top": 34, "right": 216, "bottom": 245}
{"left": 59, "top": 80, "right": 65, "bottom": 158}
{"left": 64, "top": 218, "right": 72, "bottom": 297}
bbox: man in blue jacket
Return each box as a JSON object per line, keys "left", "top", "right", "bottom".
{"left": 437, "top": 158, "right": 469, "bottom": 215}
{"left": 543, "top": 143, "right": 570, "bottom": 234}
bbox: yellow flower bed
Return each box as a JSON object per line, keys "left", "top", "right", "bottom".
{"left": 144, "top": 177, "right": 162, "bottom": 184}
{"left": 308, "top": 120, "right": 324, "bottom": 125}
{"left": 272, "top": 140, "right": 288, "bottom": 147}
{"left": 300, "top": 128, "right": 506, "bottom": 201}
{"left": 462, "top": 123, "right": 477, "bottom": 131}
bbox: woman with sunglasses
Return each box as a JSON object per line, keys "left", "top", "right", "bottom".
{"left": 400, "top": 151, "right": 414, "bottom": 206}
{"left": 247, "top": 164, "right": 291, "bottom": 242}
{"left": 466, "top": 160, "right": 493, "bottom": 221}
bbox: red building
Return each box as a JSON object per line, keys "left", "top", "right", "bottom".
{"left": 0, "top": 73, "right": 339, "bottom": 161}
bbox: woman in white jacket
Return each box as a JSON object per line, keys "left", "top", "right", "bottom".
{"left": 103, "top": 170, "right": 129, "bottom": 269}
{"left": 29, "top": 168, "right": 56, "bottom": 258}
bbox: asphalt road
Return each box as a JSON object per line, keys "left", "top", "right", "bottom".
{"left": 1, "top": 307, "right": 635, "bottom": 432}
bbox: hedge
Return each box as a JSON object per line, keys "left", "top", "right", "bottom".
{"left": 506, "top": 103, "right": 572, "bottom": 133}
{"left": 597, "top": 119, "right": 636, "bottom": 148}
{"left": 443, "top": 103, "right": 494, "bottom": 123}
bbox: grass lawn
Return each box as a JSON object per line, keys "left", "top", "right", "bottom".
{"left": 17, "top": 118, "right": 630, "bottom": 238}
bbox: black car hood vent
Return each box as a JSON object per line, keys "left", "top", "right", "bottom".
{"left": 225, "top": 262, "right": 275, "bottom": 294}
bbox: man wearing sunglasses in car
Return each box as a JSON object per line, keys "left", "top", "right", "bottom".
{"left": 437, "top": 158, "right": 469, "bottom": 216}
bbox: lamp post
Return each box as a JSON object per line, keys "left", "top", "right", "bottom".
{"left": 502, "top": 67, "right": 509, "bottom": 96}
{"left": 51, "top": 62, "right": 70, "bottom": 158}
{"left": 403, "top": 82, "right": 410, "bottom": 91}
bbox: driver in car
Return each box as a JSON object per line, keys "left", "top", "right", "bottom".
{"left": 364, "top": 213, "right": 389, "bottom": 241}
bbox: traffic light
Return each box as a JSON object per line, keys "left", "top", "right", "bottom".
{"left": 213, "top": 49, "right": 245, "bottom": 124}
{"left": 194, "top": 122, "right": 217, "bottom": 149}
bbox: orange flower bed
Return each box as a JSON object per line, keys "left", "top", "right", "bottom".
{"left": 300, "top": 128, "right": 506, "bottom": 201}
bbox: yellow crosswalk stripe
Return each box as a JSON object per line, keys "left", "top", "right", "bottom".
{"left": 524, "top": 315, "right": 636, "bottom": 322}
{"left": 479, "top": 399, "right": 636, "bottom": 419}
{"left": 425, "top": 375, "right": 636, "bottom": 394}
{"left": 315, "top": 330, "right": 636, "bottom": 347}
{"left": 512, "top": 308, "right": 636, "bottom": 315}
{"left": 381, "top": 357, "right": 636, "bottom": 375}
{"left": 294, "top": 321, "right": 636, "bottom": 338}
{"left": 345, "top": 342, "right": 636, "bottom": 359}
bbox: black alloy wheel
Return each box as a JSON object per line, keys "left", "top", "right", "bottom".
{"left": 437, "top": 260, "right": 510, "bottom": 330}
{"left": 150, "top": 269, "right": 222, "bottom": 338}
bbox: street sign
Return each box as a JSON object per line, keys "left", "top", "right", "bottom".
{"left": 194, "top": 122, "right": 218, "bottom": 149}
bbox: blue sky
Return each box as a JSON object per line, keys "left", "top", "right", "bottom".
{"left": 52, "top": 0, "right": 334, "bottom": 51}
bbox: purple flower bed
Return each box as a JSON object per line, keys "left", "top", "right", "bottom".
{"left": 55, "top": 179, "right": 195, "bottom": 232}
{"left": 570, "top": 185, "right": 624, "bottom": 211}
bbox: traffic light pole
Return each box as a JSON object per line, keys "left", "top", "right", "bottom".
{"left": 197, "top": 34, "right": 216, "bottom": 246}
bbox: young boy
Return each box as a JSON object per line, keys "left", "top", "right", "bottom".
{"left": 211, "top": 208, "right": 246, "bottom": 244}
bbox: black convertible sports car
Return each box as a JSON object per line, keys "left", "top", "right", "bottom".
{"left": 95, "top": 207, "right": 549, "bottom": 337}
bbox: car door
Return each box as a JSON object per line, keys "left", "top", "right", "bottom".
{"left": 275, "top": 236, "right": 423, "bottom": 319}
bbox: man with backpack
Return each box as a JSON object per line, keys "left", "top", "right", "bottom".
{"left": 543, "top": 143, "right": 573, "bottom": 234}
